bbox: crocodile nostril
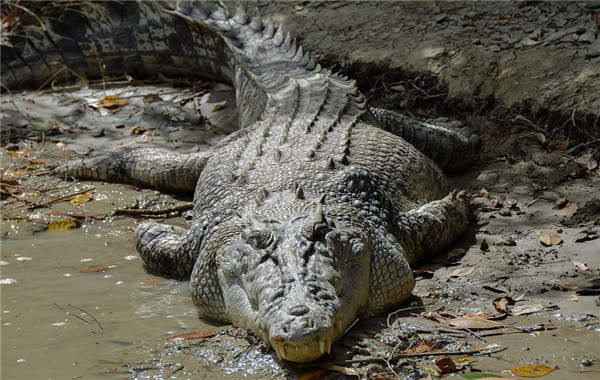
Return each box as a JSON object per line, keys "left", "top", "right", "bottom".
{"left": 288, "top": 305, "right": 310, "bottom": 316}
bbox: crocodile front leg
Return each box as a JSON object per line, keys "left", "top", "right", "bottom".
{"left": 135, "top": 220, "right": 202, "bottom": 280}
{"left": 51, "top": 146, "right": 210, "bottom": 193}
{"left": 396, "top": 190, "right": 469, "bottom": 264}
{"left": 371, "top": 108, "right": 480, "bottom": 173}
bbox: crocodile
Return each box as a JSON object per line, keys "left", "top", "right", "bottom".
{"left": 1, "top": 1, "right": 476, "bottom": 363}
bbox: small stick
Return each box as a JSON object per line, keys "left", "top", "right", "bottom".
{"left": 114, "top": 202, "right": 193, "bottom": 216}
{"left": 68, "top": 303, "right": 103, "bottom": 331}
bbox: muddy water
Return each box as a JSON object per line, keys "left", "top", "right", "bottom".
{"left": 1, "top": 199, "right": 282, "bottom": 379}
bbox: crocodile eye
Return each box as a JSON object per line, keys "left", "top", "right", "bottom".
{"left": 242, "top": 229, "right": 274, "bottom": 249}
{"left": 303, "top": 222, "right": 331, "bottom": 241}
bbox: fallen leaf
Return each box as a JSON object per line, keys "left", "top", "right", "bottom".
{"left": 481, "top": 128, "right": 512, "bottom": 152}
{"left": 405, "top": 340, "right": 435, "bottom": 354}
{"left": 480, "top": 239, "right": 489, "bottom": 251}
{"left": 553, "top": 197, "right": 568, "bottom": 209}
{"left": 321, "top": 365, "right": 359, "bottom": 377}
{"left": 461, "top": 373, "right": 506, "bottom": 379}
{"left": 509, "top": 364, "right": 555, "bottom": 377}
{"left": 446, "top": 317, "right": 506, "bottom": 330}
{"left": 6, "top": 150, "right": 30, "bottom": 158}
{"left": 575, "top": 153, "right": 598, "bottom": 171}
{"left": 450, "top": 265, "right": 476, "bottom": 278}
{"left": 299, "top": 369, "right": 330, "bottom": 380}
{"left": 436, "top": 357, "right": 459, "bottom": 373}
{"left": 547, "top": 139, "right": 569, "bottom": 152}
{"left": 32, "top": 121, "right": 53, "bottom": 131}
{"left": 69, "top": 192, "right": 93, "bottom": 206}
{"left": 107, "top": 366, "right": 117, "bottom": 373}
{"left": 424, "top": 1, "right": 437, "bottom": 8}
{"left": 539, "top": 231, "right": 562, "bottom": 246}
{"left": 92, "top": 94, "right": 129, "bottom": 109}
{"left": 555, "top": 203, "right": 578, "bottom": 217}
{"left": 510, "top": 303, "right": 544, "bottom": 316}
{"left": 47, "top": 220, "right": 78, "bottom": 231}
{"left": 167, "top": 330, "right": 218, "bottom": 340}
{"left": 572, "top": 260, "right": 589, "bottom": 271}
{"left": 79, "top": 264, "right": 116, "bottom": 273}
{"left": 493, "top": 297, "right": 511, "bottom": 314}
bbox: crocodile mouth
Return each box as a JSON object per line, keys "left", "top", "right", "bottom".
{"left": 260, "top": 320, "right": 344, "bottom": 363}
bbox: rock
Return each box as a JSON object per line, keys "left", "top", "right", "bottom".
{"left": 578, "top": 31, "right": 597, "bottom": 44}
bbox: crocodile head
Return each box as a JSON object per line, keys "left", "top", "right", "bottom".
{"left": 201, "top": 194, "right": 373, "bottom": 362}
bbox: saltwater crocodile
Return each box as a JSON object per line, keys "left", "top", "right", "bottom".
{"left": 1, "top": 1, "right": 476, "bottom": 362}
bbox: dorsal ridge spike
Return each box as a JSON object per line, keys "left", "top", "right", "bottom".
{"left": 260, "top": 187, "right": 269, "bottom": 199}
{"left": 326, "top": 156, "right": 335, "bottom": 169}
{"left": 292, "top": 182, "right": 305, "bottom": 200}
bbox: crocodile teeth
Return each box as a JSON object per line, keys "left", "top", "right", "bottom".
{"left": 274, "top": 345, "right": 287, "bottom": 360}
{"left": 261, "top": 329, "right": 270, "bottom": 347}
{"left": 318, "top": 340, "right": 332, "bottom": 354}
{"left": 335, "top": 321, "right": 344, "bottom": 336}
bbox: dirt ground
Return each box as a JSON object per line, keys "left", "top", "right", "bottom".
{"left": 1, "top": 1, "right": 600, "bottom": 379}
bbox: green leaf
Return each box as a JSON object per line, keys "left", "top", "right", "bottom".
{"left": 461, "top": 374, "right": 505, "bottom": 379}
{"left": 32, "top": 121, "right": 52, "bottom": 131}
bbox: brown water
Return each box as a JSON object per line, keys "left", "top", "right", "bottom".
{"left": 0, "top": 188, "right": 284, "bottom": 379}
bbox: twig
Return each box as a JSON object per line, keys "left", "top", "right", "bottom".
{"left": 6, "top": 186, "right": 95, "bottom": 211}
{"left": 114, "top": 202, "right": 193, "bottom": 216}
{"left": 54, "top": 303, "right": 91, "bottom": 325}
{"left": 68, "top": 303, "right": 103, "bottom": 331}
{"left": 305, "top": 346, "right": 508, "bottom": 367}
{"left": 3, "top": 2, "right": 46, "bottom": 31}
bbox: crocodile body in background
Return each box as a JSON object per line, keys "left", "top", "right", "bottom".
{"left": 1, "top": 1, "right": 477, "bottom": 363}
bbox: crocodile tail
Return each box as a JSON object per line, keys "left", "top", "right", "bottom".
{"left": 1, "top": 1, "right": 240, "bottom": 87}
{"left": 1, "top": 1, "right": 342, "bottom": 129}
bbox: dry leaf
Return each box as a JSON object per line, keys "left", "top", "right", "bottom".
{"left": 481, "top": 128, "right": 511, "bottom": 153}
{"left": 572, "top": 260, "right": 589, "bottom": 271}
{"left": 480, "top": 239, "right": 489, "bottom": 251}
{"left": 47, "top": 220, "right": 78, "bottom": 231}
{"left": 446, "top": 317, "right": 506, "bottom": 330}
{"left": 167, "top": 330, "right": 218, "bottom": 340}
{"left": 322, "top": 365, "right": 359, "bottom": 377}
{"left": 510, "top": 364, "right": 554, "bottom": 377}
{"left": 493, "top": 297, "right": 511, "bottom": 314}
{"left": 450, "top": 265, "right": 476, "bottom": 278}
{"left": 107, "top": 366, "right": 117, "bottom": 373}
{"left": 424, "top": 1, "right": 437, "bottom": 8}
{"left": 553, "top": 197, "right": 568, "bottom": 209}
{"left": 509, "top": 304, "right": 543, "bottom": 316}
{"left": 79, "top": 264, "right": 116, "bottom": 273}
{"left": 70, "top": 192, "right": 93, "bottom": 206}
{"left": 6, "top": 150, "right": 30, "bottom": 158}
{"left": 93, "top": 94, "right": 129, "bottom": 109}
{"left": 405, "top": 340, "right": 435, "bottom": 354}
{"left": 299, "top": 369, "right": 330, "bottom": 380}
{"left": 539, "top": 231, "right": 562, "bottom": 246}
{"left": 547, "top": 139, "right": 569, "bottom": 152}
{"left": 436, "top": 357, "right": 458, "bottom": 373}
{"left": 555, "top": 203, "right": 578, "bottom": 217}
{"left": 575, "top": 153, "right": 598, "bottom": 171}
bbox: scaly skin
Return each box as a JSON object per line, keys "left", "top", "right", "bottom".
{"left": 2, "top": 1, "right": 473, "bottom": 363}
